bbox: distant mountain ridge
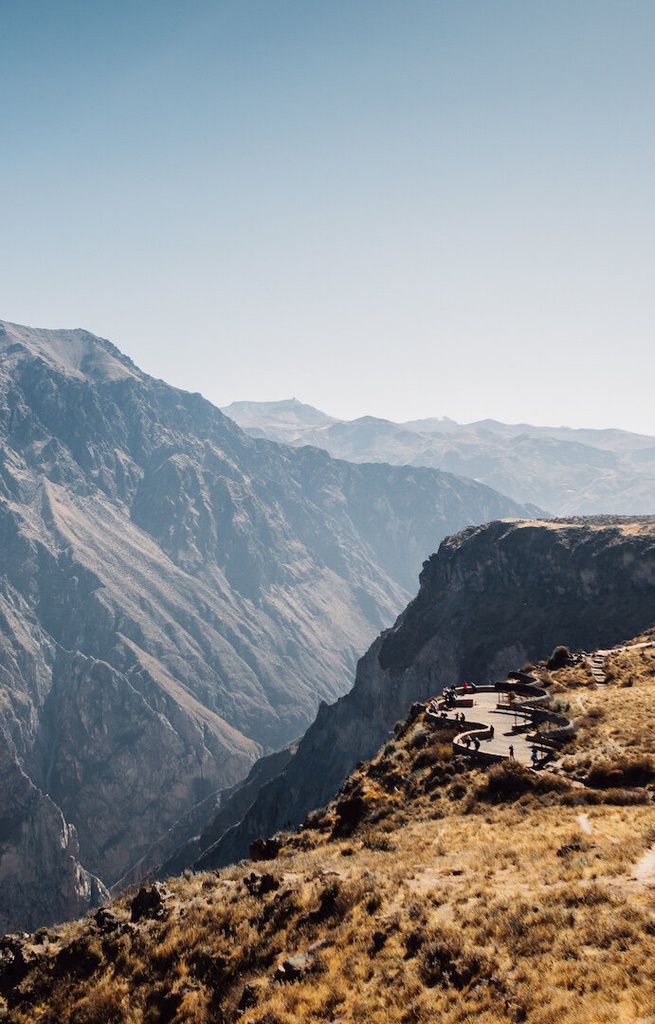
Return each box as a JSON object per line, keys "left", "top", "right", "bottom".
{"left": 0, "top": 320, "right": 536, "bottom": 930}
{"left": 222, "top": 399, "right": 655, "bottom": 515}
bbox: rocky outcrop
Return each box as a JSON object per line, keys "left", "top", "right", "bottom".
{"left": 193, "top": 517, "right": 655, "bottom": 870}
{"left": 0, "top": 746, "right": 107, "bottom": 933}
{"left": 0, "top": 320, "right": 536, "bottom": 928}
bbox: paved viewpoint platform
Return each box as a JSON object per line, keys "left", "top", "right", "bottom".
{"left": 426, "top": 684, "right": 567, "bottom": 767}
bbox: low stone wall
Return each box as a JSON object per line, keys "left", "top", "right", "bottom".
{"left": 494, "top": 679, "right": 551, "bottom": 709}
{"left": 450, "top": 720, "right": 505, "bottom": 765}
{"left": 530, "top": 707, "right": 577, "bottom": 745}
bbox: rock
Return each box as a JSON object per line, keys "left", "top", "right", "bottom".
{"left": 130, "top": 882, "right": 172, "bottom": 923}
{"left": 0, "top": 934, "right": 34, "bottom": 997}
{"left": 93, "top": 907, "right": 122, "bottom": 932}
{"left": 243, "top": 872, "right": 279, "bottom": 897}
{"left": 557, "top": 843, "right": 583, "bottom": 857}
{"left": 250, "top": 838, "right": 282, "bottom": 862}
{"left": 274, "top": 952, "right": 313, "bottom": 982}
{"left": 237, "top": 981, "right": 264, "bottom": 1012}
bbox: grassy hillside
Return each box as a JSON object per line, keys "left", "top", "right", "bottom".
{"left": 2, "top": 638, "right": 655, "bottom": 1024}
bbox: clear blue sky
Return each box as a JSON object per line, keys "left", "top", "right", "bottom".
{"left": 2, "top": 1, "right": 654, "bottom": 432}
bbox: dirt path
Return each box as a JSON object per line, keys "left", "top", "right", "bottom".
{"left": 633, "top": 845, "right": 655, "bottom": 885}
{"left": 577, "top": 813, "right": 593, "bottom": 835}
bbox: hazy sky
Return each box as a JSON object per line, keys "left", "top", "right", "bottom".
{"left": 2, "top": 1, "right": 654, "bottom": 433}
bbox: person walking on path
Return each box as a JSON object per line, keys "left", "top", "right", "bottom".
{"left": 509, "top": 744, "right": 514, "bottom": 759}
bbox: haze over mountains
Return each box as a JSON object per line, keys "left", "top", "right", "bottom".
{"left": 223, "top": 399, "right": 655, "bottom": 516}
{"left": 0, "top": 320, "right": 536, "bottom": 930}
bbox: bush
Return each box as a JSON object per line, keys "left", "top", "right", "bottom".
{"left": 601, "top": 788, "right": 652, "bottom": 806}
{"left": 586, "top": 754, "right": 655, "bottom": 789}
{"left": 477, "top": 761, "right": 570, "bottom": 803}
{"left": 547, "top": 645, "right": 572, "bottom": 670}
{"left": 303, "top": 807, "right": 329, "bottom": 830}
{"left": 408, "top": 723, "right": 433, "bottom": 750}
{"left": 332, "top": 788, "right": 368, "bottom": 837}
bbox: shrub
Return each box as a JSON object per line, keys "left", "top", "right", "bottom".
{"left": 366, "top": 893, "right": 382, "bottom": 914}
{"left": 303, "top": 807, "right": 329, "bottom": 830}
{"left": 601, "top": 788, "right": 652, "bottom": 805}
{"left": 448, "top": 777, "right": 468, "bottom": 801}
{"left": 547, "top": 646, "right": 572, "bottom": 670}
{"left": 332, "top": 785, "right": 369, "bottom": 837}
{"left": 408, "top": 723, "right": 433, "bottom": 750}
{"left": 476, "top": 761, "right": 570, "bottom": 803}
{"left": 551, "top": 697, "right": 571, "bottom": 714}
{"left": 586, "top": 754, "right": 655, "bottom": 789}
{"left": 414, "top": 745, "right": 442, "bottom": 770}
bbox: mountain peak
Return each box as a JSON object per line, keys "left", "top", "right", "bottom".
{"left": 0, "top": 319, "right": 139, "bottom": 385}
{"left": 221, "top": 398, "right": 336, "bottom": 431}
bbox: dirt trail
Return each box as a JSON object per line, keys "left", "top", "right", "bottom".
{"left": 577, "top": 813, "right": 593, "bottom": 835}
{"left": 633, "top": 845, "right": 655, "bottom": 885}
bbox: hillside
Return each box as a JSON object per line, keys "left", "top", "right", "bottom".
{"left": 223, "top": 398, "right": 655, "bottom": 515}
{"left": 172, "top": 516, "right": 655, "bottom": 874}
{"left": 0, "top": 320, "right": 537, "bottom": 930}
{"left": 2, "top": 638, "right": 654, "bottom": 1023}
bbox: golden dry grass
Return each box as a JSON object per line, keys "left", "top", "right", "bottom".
{"left": 3, "top": 640, "right": 655, "bottom": 1024}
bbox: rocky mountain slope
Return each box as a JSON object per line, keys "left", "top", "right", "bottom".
{"left": 188, "top": 517, "right": 655, "bottom": 871}
{"left": 3, "top": 638, "right": 654, "bottom": 1024}
{"left": 0, "top": 320, "right": 535, "bottom": 929}
{"left": 223, "top": 398, "right": 655, "bottom": 515}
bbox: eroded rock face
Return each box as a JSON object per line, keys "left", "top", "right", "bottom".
{"left": 0, "top": 748, "right": 107, "bottom": 933}
{"left": 0, "top": 320, "right": 536, "bottom": 928}
{"left": 193, "top": 518, "right": 655, "bottom": 870}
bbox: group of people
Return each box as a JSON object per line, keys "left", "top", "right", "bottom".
{"left": 462, "top": 733, "right": 480, "bottom": 751}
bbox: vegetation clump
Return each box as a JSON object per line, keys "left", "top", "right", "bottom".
{"left": 475, "top": 760, "right": 571, "bottom": 803}
{"left": 546, "top": 644, "right": 572, "bottom": 670}
{"left": 586, "top": 753, "right": 655, "bottom": 789}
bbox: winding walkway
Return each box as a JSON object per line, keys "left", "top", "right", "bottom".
{"left": 425, "top": 681, "right": 574, "bottom": 768}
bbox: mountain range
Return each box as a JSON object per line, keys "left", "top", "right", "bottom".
{"left": 223, "top": 398, "right": 655, "bottom": 515}
{"left": 0, "top": 320, "right": 536, "bottom": 930}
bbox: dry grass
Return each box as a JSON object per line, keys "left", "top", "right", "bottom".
{"left": 549, "top": 637, "right": 655, "bottom": 795}
{"left": 3, "top": 640, "right": 655, "bottom": 1023}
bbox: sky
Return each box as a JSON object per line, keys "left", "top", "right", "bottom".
{"left": 2, "top": 1, "right": 654, "bottom": 433}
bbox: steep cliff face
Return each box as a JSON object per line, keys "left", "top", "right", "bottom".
{"left": 0, "top": 746, "right": 108, "bottom": 934}
{"left": 194, "top": 517, "right": 655, "bottom": 870}
{"left": 0, "top": 319, "right": 536, "bottom": 927}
